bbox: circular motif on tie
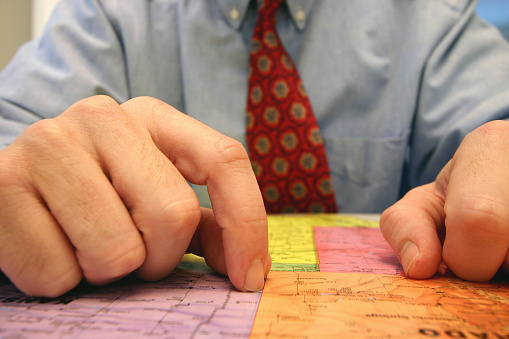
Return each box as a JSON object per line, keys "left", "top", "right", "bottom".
{"left": 290, "top": 102, "right": 307, "bottom": 122}
{"left": 317, "top": 176, "right": 334, "bottom": 196}
{"left": 299, "top": 153, "right": 318, "bottom": 173}
{"left": 254, "top": 135, "right": 271, "bottom": 155}
{"left": 307, "top": 126, "right": 324, "bottom": 146}
{"left": 257, "top": 55, "right": 272, "bottom": 74}
{"left": 279, "top": 130, "right": 299, "bottom": 152}
{"left": 272, "top": 79, "right": 289, "bottom": 100}
{"left": 251, "top": 39, "right": 262, "bottom": 54}
{"left": 246, "top": 111, "right": 254, "bottom": 131}
{"left": 289, "top": 180, "right": 308, "bottom": 200}
{"left": 309, "top": 202, "right": 326, "bottom": 213}
{"left": 271, "top": 157, "right": 290, "bottom": 177}
{"left": 280, "top": 55, "right": 294, "bottom": 72}
{"left": 263, "top": 106, "right": 281, "bottom": 127}
{"left": 263, "top": 184, "right": 280, "bottom": 203}
{"left": 250, "top": 86, "right": 263, "bottom": 104}
{"left": 251, "top": 161, "right": 262, "bottom": 179}
{"left": 282, "top": 205, "right": 297, "bottom": 213}
{"left": 297, "top": 80, "right": 308, "bottom": 98}
{"left": 263, "top": 30, "right": 279, "bottom": 48}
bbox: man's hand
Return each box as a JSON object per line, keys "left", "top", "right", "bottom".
{"left": 0, "top": 96, "right": 271, "bottom": 297}
{"left": 381, "top": 120, "right": 509, "bottom": 281}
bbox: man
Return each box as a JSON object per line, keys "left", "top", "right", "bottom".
{"left": 0, "top": 0, "right": 508, "bottom": 297}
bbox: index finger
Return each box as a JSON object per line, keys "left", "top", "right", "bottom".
{"left": 123, "top": 97, "right": 270, "bottom": 291}
{"left": 441, "top": 121, "right": 509, "bottom": 281}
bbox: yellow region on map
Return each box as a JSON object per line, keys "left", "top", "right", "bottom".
{"left": 250, "top": 271, "right": 509, "bottom": 338}
{"left": 181, "top": 215, "right": 378, "bottom": 268}
{"left": 267, "top": 214, "right": 379, "bottom": 267}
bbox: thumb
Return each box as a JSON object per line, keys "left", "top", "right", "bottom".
{"left": 380, "top": 180, "right": 447, "bottom": 279}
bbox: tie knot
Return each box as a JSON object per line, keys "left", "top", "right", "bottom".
{"left": 257, "top": 0, "right": 282, "bottom": 20}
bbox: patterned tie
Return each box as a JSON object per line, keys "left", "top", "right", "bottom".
{"left": 246, "top": 0, "right": 338, "bottom": 213}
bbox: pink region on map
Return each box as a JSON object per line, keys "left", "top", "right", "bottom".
{"left": 314, "top": 226, "right": 405, "bottom": 275}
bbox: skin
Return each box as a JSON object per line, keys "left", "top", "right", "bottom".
{"left": 380, "top": 120, "right": 509, "bottom": 281}
{"left": 0, "top": 95, "right": 507, "bottom": 297}
{"left": 0, "top": 96, "right": 271, "bottom": 297}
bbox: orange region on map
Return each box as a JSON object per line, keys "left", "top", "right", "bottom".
{"left": 250, "top": 271, "right": 509, "bottom": 338}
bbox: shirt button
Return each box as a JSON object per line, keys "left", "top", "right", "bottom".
{"left": 295, "top": 10, "right": 306, "bottom": 22}
{"left": 230, "top": 8, "right": 240, "bottom": 21}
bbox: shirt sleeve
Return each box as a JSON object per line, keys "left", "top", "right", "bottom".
{"left": 405, "top": 0, "right": 509, "bottom": 190}
{"left": 0, "top": 0, "right": 130, "bottom": 149}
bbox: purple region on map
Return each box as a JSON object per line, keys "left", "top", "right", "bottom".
{"left": 0, "top": 265, "right": 261, "bottom": 338}
{"left": 314, "top": 226, "right": 405, "bottom": 275}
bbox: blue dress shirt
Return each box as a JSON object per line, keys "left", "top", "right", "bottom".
{"left": 1, "top": 0, "right": 509, "bottom": 212}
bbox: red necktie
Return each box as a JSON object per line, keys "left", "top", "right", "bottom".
{"left": 246, "top": 0, "right": 338, "bottom": 213}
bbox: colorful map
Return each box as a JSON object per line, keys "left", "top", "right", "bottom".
{"left": 314, "top": 225, "right": 404, "bottom": 275}
{"left": 0, "top": 262, "right": 260, "bottom": 338}
{"left": 250, "top": 270, "right": 509, "bottom": 338}
{"left": 0, "top": 214, "right": 508, "bottom": 338}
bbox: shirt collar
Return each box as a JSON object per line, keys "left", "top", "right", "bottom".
{"left": 218, "top": 0, "right": 317, "bottom": 31}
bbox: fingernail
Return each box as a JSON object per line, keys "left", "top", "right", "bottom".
{"left": 401, "top": 241, "right": 419, "bottom": 276}
{"left": 244, "top": 258, "right": 265, "bottom": 292}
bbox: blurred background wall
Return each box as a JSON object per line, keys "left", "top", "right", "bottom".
{"left": 0, "top": 0, "right": 31, "bottom": 71}
{"left": 476, "top": 0, "right": 509, "bottom": 39}
{"left": 0, "top": 0, "right": 58, "bottom": 71}
{"left": 1, "top": 0, "right": 509, "bottom": 71}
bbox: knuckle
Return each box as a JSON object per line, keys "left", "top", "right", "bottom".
{"left": 79, "top": 237, "right": 146, "bottom": 284}
{"left": 12, "top": 119, "right": 89, "bottom": 179}
{"left": 69, "top": 95, "right": 120, "bottom": 116}
{"left": 379, "top": 206, "right": 396, "bottom": 231}
{"left": 158, "top": 194, "right": 201, "bottom": 233}
{"left": 447, "top": 196, "right": 509, "bottom": 238}
{"left": 22, "top": 118, "right": 69, "bottom": 149}
{"left": 123, "top": 96, "right": 160, "bottom": 107}
{"left": 122, "top": 96, "right": 167, "bottom": 125}
{"left": 379, "top": 206, "right": 406, "bottom": 247}
{"left": 60, "top": 95, "right": 144, "bottom": 149}
{"left": 379, "top": 199, "right": 409, "bottom": 236}
{"left": 466, "top": 120, "right": 509, "bottom": 145}
{"left": 13, "top": 119, "right": 80, "bottom": 170}
{"left": 65, "top": 95, "right": 128, "bottom": 128}
{"left": 212, "top": 136, "right": 250, "bottom": 166}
